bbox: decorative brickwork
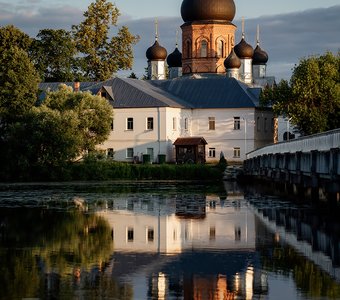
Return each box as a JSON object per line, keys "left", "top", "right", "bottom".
{"left": 181, "top": 21, "right": 236, "bottom": 74}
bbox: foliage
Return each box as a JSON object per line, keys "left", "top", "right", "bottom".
{"left": 0, "top": 25, "right": 32, "bottom": 52}
{"left": 218, "top": 152, "right": 228, "bottom": 170}
{"left": 43, "top": 84, "right": 114, "bottom": 151}
{"left": 0, "top": 44, "right": 40, "bottom": 123}
{"left": 0, "top": 85, "right": 113, "bottom": 180}
{"left": 260, "top": 51, "right": 340, "bottom": 135}
{"left": 5, "top": 106, "right": 81, "bottom": 172}
{"left": 30, "top": 29, "right": 78, "bottom": 82}
{"left": 128, "top": 72, "right": 138, "bottom": 79}
{"left": 72, "top": 0, "right": 139, "bottom": 81}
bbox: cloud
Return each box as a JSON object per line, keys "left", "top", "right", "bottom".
{"left": 122, "top": 6, "right": 340, "bottom": 80}
{"left": 1, "top": 3, "right": 339, "bottom": 81}
{"left": 0, "top": 2, "right": 83, "bottom": 34}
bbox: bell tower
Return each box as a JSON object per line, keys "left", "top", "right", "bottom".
{"left": 180, "top": 0, "right": 237, "bottom": 75}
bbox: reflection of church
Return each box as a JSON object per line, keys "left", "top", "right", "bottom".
{"left": 97, "top": 189, "right": 268, "bottom": 299}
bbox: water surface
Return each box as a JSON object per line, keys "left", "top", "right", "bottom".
{"left": 0, "top": 181, "right": 339, "bottom": 299}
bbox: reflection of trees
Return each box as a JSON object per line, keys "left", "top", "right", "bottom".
{"left": 260, "top": 245, "right": 340, "bottom": 298}
{"left": 0, "top": 208, "right": 133, "bottom": 299}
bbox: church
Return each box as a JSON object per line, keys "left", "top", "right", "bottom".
{"left": 41, "top": 0, "right": 275, "bottom": 163}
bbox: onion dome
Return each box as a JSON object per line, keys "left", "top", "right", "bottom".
{"left": 181, "top": 0, "right": 236, "bottom": 23}
{"left": 224, "top": 48, "right": 241, "bottom": 69}
{"left": 234, "top": 36, "right": 254, "bottom": 59}
{"left": 167, "top": 46, "right": 182, "bottom": 68}
{"left": 146, "top": 40, "right": 167, "bottom": 61}
{"left": 253, "top": 44, "right": 268, "bottom": 65}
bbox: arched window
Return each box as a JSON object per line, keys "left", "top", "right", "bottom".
{"left": 200, "top": 40, "right": 208, "bottom": 57}
{"left": 186, "top": 40, "right": 191, "bottom": 58}
{"left": 217, "top": 40, "right": 224, "bottom": 57}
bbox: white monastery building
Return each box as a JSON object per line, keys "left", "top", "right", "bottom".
{"left": 41, "top": 0, "right": 276, "bottom": 163}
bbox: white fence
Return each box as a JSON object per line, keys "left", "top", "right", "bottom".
{"left": 247, "top": 129, "right": 340, "bottom": 159}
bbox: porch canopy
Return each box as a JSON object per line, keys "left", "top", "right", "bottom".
{"left": 173, "top": 137, "right": 207, "bottom": 164}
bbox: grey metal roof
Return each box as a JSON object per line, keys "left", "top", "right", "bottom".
{"left": 151, "top": 76, "right": 260, "bottom": 108}
{"left": 39, "top": 76, "right": 261, "bottom": 109}
{"left": 106, "top": 78, "right": 188, "bottom": 108}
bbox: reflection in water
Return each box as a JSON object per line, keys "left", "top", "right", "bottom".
{"left": 0, "top": 181, "right": 339, "bottom": 299}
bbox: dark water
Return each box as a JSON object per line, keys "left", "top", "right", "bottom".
{"left": 0, "top": 181, "right": 339, "bottom": 300}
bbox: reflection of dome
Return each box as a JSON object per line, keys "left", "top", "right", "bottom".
{"left": 146, "top": 40, "right": 168, "bottom": 61}
{"left": 181, "top": 0, "right": 236, "bottom": 22}
{"left": 253, "top": 45, "right": 268, "bottom": 65}
{"left": 224, "top": 48, "right": 241, "bottom": 69}
{"left": 167, "top": 47, "right": 182, "bottom": 68}
{"left": 234, "top": 37, "right": 254, "bottom": 59}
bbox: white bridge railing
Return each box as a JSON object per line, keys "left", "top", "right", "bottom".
{"left": 247, "top": 128, "right": 340, "bottom": 159}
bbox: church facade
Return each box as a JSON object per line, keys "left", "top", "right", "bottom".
{"left": 41, "top": 0, "right": 275, "bottom": 163}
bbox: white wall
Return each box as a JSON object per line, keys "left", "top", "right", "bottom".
{"left": 191, "top": 108, "right": 257, "bottom": 161}
{"left": 99, "top": 107, "right": 183, "bottom": 162}
{"left": 98, "top": 106, "right": 274, "bottom": 162}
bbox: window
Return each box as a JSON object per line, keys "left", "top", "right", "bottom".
{"left": 271, "top": 118, "right": 275, "bottom": 132}
{"left": 186, "top": 40, "right": 191, "bottom": 58}
{"left": 209, "top": 148, "right": 216, "bottom": 158}
{"left": 126, "top": 148, "right": 134, "bottom": 158}
{"left": 172, "top": 117, "right": 177, "bottom": 130}
{"left": 209, "top": 117, "right": 215, "bottom": 130}
{"left": 264, "top": 118, "right": 268, "bottom": 132}
{"left": 107, "top": 148, "right": 114, "bottom": 158}
{"left": 200, "top": 40, "right": 208, "bottom": 57}
{"left": 184, "top": 118, "right": 188, "bottom": 130}
{"left": 233, "top": 147, "right": 241, "bottom": 158}
{"left": 234, "top": 117, "right": 240, "bottom": 130}
{"left": 147, "top": 227, "right": 154, "bottom": 242}
{"left": 173, "top": 229, "right": 177, "bottom": 241}
{"left": 127, "top": 117, "right": 133, "bottom": 130}
{"left": 127, "top": 227, "right": 134, "bottom": 242}
{"left": 210, "top": 226, "right": 216, "bottom": 240}
{"left": 217, "top": 40, "right": 224, "bottom": 57}
{"left": 110, "top": 119, "right": 114, "bottom": 131}
{"left": 147, "top": 117, "right": 154, "bottom": 130}
{"left": 235, "top": 226, "right": 241, "bottom": 241}
{"left": 257, "top": 117, "right": 261, "bottom": 131}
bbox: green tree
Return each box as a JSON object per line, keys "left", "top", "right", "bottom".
{"left": 261, "top": 51, "right": 340, "bottom": 135}
{"left": 30, "top": 29, "right": 78, "bottom": 82}
{"left": 0, "top": 46, "right": 40, "bottom": 123}
{"left": 43, "top": 84, "right": 114, "bottom": 152}
{"left": 72, "top": 0, "right": 139, "bottom": 81}
{"left": 1, "top": 85, "right": 113, "bottom": 178}
{"left": 128, "top": 72, "right": 138, "bottom": 79}
{"left": 0, "top": 25, "right": 32, "bottom": 52}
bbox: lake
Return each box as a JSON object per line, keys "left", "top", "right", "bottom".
{"left": 0, "top": 181, "right": 339, "bottom": 300}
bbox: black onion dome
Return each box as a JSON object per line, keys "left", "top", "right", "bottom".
{"left": 167, "top": 47, "right": 182, "bottom": 68}
{"left": 181, "top": 0, "right": 236, "bottom": 22}
{"left": 224, "top": 48, "right": 241, "bottom": 69}
{"left": 146, "top": 40, "right": 167, "bottom": 61}
{"left": 234, "top": 37, "right": 254, "bottom": 59}
{"left": 253, "top": 44, "right": 268, "bottom": 65}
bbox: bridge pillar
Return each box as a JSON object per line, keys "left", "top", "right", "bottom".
{"left": 330, "top": 148, "right": 340, "bottom": 178}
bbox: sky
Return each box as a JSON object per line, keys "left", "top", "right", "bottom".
{"left": 1, "top": 0, "right": 340, "bottom": 80}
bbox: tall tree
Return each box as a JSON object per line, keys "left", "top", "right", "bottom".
{"left": 0, "top": 45, "right": 40, "bottom": 123}
{"left": 261, "top": 51, "right": 340, "bottom": 135}
{"left": 0, "top": 25, "right": 32, "bottom": 52}
{"left": 2, "top": 85, "right": 113, "bottom": 176}
{"left": 30, "top": 29, "right": 78, "bottom": 82}
{"left": 72, "top": 0, "right": 139, "bottom": 81}
{"left": 41, "top": 84, "right": 114, "bottom": 154}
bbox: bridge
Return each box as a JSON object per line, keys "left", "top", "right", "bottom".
{"left": 243, "top": 129, "right": 340, "bottom": 202}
